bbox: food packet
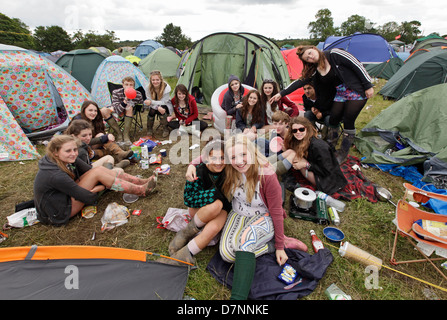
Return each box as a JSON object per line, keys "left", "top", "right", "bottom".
{"left": 101, "top": 202, "right": 130, "bottom": 232}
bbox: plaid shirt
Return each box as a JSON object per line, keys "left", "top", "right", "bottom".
{"left": 111, "top": 88, "right": 143, "bottom": 116}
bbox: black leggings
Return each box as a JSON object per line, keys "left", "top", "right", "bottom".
{"left": 329, "top": 100, "right": 368, "bottom": 130}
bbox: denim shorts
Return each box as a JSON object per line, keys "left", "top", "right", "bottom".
{"left": 334, "top": 84, "right": 365, "bottom": 102}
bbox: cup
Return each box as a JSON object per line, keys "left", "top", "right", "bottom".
{"left": 225, "top": 115, "right": 233, "bottom": 129}
{"left": 339, "top": 241, "right": 382, "bottom": 269}
{"left": 160, "top": 149, "right": 167, "bottom": 157}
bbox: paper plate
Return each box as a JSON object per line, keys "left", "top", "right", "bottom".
{"left": 123, "top": 193, "right": 139, "bottom": 203}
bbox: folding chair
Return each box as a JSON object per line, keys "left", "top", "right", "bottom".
{"left": 391, "top": 183, "right": 447, "bottom": 281}
{"left": 107, "top": 82, "right": 145, "bottom": 137}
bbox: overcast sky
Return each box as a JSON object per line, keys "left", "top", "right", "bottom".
{"left": 2, "top": 0, "right": 445, "bottom": 42}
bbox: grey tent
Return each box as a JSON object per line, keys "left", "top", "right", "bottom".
{"left": 0, "top": 245, "right": 190, "bottom": 300}
{"left": 356, "top": 83, "right": 447, "bottom": 181}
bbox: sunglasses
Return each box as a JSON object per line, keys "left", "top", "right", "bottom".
{"left": 291, "top": 127, "right": 306, "bottom": 133}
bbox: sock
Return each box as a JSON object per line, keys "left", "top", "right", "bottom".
{"left": 187, "top": 239, "right": 202, "bottom": 256}
{"left": 193, "top": 214, "right": 206, "bottom": 228}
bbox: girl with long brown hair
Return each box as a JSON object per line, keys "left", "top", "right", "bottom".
{"left": 235, "top": 90, "right": 265, "bottom": 140}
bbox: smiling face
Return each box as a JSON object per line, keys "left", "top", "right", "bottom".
{"left": 262, "top": 83, "right": 274, "bottom": 97}
{"left": 230, "top": 80, "right": 240, "bottom": 93}
{"left": 83, "top": 104, "right": 98, "bottom": 121}
{"left": 247, "top": 92, "right": 258, "bottom": 106}
{"left": 55, "top": 141, "right": 78, "bottom": 164}
{"left": 229, "top": 143, "right": 253, "bottom": 174}
{"left": 77, "top": 128, "right": 93, "bottom": 145}
{"left": 291, "top": 123, "right": 307, "bottom": 141}
{"left": 206, "top": 149, "right": 226, "bottom": 173}
{"left": 122, "top": 80, "right": 135, "bottom": 90}
{"left": 176, "top": 90, "right": 187, "bottom": 102}
{"left": 150, "top": 74, "right": 162, "bottom": 88}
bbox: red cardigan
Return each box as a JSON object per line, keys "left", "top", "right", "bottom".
{"left": 170, "top": 95, "right": 198, "bottom": 125}
{"left": 278, "top": 96, "right": 299, "bottom": 117}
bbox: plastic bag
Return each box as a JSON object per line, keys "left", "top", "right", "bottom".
{"left": 4, "top": 208, "right": 39, "bottom": 229}
{"left": 156, "top": 208, "right": 191, "bottom": 232}
{"left": 101, "top": 202, "right": 130, "bottom": 232}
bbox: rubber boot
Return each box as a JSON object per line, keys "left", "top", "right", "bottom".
{"left": 123, "top": 116, "right": 133, "bottom": 143}
{"left": 168, "top": 218, "right": 200, "bottom": 255}
{"left": 230, "top": 251, "right": 256, "bottom": 300}
{"left": 102, "top": 162, "right": 114, "bottom": 170}
{"left": 326, "top": 125, "right": 341, "bottom": 149}
{"left": 93, "top": 148, "right": 106, "bottom": 160}
{"left": 159, "top": 113, "right": 170, "bottom": 138}
{"left": 158, "top": 245, "right": 196, "bottom": 266}
{"left": 114, "top": 159, "right": 130, "bottom": 169}
{"left": 147, "top": 115, "right": 155, "bottom": 136}
{"left": 336, "top": 129, "right": 356, "bottom": 164}
{"left": 116, "top": 172, "right": 157, "bottom": 186}
{"left": 105, "top": 116, "right": 123, "bottom": 142}
{"left": 103, "top": 141, "right": 133, "bottom": 162}
{"left": 109, "top": 177, "right": 156, "bottom": 196}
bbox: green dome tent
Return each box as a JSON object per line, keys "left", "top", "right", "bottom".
{"left": 176, "top": 32, "right": 290, "bottom": 105}
{"left": 56, "top": 49, "right": 106, "bottom": 91}
{"left": 138, "top": 47, "right": 181, "bottom": 78}
{"left": 379, "top": 48, "right": 447, "bottom": 100}
{"left": 356, "top": 83, "right": 447, "bottom": 181}
{"left": 365, "top": 57, "right": 404, "bottom": 80}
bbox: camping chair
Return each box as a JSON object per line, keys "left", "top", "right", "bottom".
{"left": 390, "top": 183, "right": 447, "bottom": 281}
{"left": 107, "top": 82, "right": 145, "bottom": 137}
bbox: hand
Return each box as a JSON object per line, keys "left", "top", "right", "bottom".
{"left": 292, "top": 158, "right": 307, "bottom": 170}
{"left": 158, "top": 107, "right": 166, "bottom": 115}
{"left": 269, "top": 93, "right": 281, "bottom": 104}
{"left": 107, "top": 134, "right": 115, "bottom": 142}
{"left": 144, "top": 99, "right": 152, "bottom": 106}
{"left": 185, "top": 165, "right": 197, "bottom": 182}
{"left": 235, "top": 103, "right": 243, "bottom": 109}
{"left": 276, "top": 249, "right": 288, "bottom": 266}
{"left": 365, "top": 87, "right": 374, "bottom": 99}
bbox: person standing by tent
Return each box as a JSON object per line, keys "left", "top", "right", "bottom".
{"left": 144, "top": 70, "right": 173, "bottom": 138}
{"left": 235, "top": 90, "right": 265, "bottom": 140}
{"left": 259, "top": 79, "right": 299, "bottom": 125}
{"left": 101, "top": 76, "right": 144, "bottom": 144}
{"left": 221, "top": 75, "right": 245, "bottom": 117}
{"left": 270, "top": 46, "right": 374, "bottom": 164}
{"left": 219, "top": 134, "right": 307, "bottom": 300}
{"left": 168, "top": 84, "right": 208, "bottom": 137}
{"left": 33, "top": 135, "right": 156, "bottom": 226}
{"left": 73, "top": 101, "right": 133, "bottom": 164}
{"left": 284, "top": 117, "right": 346, "bottom": 195}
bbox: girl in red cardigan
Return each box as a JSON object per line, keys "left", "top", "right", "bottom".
{"left": 168, "top": 84, "right": 208, "bottom": 134}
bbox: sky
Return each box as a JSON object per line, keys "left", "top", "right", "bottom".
{"left": 2, "top": 0, "right": 445, "bottom": 42}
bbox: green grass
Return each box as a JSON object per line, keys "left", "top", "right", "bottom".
{"left": 1, "top": 78, "right": 446, "bottom": 300}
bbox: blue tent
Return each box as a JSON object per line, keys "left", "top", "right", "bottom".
{"left": 134, "top": 40, "right": 163, "bottom": 59}
{"left": 323, "top": 33, "right": 398, "bottom": 64}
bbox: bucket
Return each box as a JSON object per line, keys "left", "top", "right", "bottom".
{"left": 339, "top": 241, "right": 382, "bottom": 270}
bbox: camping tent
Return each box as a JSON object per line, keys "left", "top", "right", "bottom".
{"left": 356, "top": 83, "right": 447, "bottom": 181}
{"left": 323, "top": 33, "right": 398, "bottom": 64}
{"left": 379, "top": 48, "right": 447, "bottom": 100}
{"left": 139, "top": 47, "right": 181, "bottom": 78}
{"left": 364, "top": 57, "right": 404, "bottom": 80}
{"left": 281, "top": 47, "right": 303, "bottom": 80}
{"left": 411, "top": 35, "right": 447, "bottom": 53}
{"left": 91, "top": 56, "right": 150, "bottom": 109}
{"left": 134, "top": 40, "right": 163, "bottom": 59}
{"left": 89, "top": 46, "right": 112, "bottom": 57}
{"left": 0, "top": 44, "right": 93, "bottom": 161}
{"left": 56, "top": 49, "right": 106, "bottom": 91}
{"left": 0, "top": 245, "right": 189, "bottom": 300}
{"left": 176, "top": 32, "right": 290, "bottom": 105}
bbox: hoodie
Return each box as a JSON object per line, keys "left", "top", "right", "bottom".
{"left": 221, "top": 75, "right": 246, "bottom": 116}
{"left": 33, "top": 155, "right": 97, "bottom": 226}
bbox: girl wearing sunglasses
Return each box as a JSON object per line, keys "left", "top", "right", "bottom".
{"left": 284, "top": 117, "right": 346, "bottom": 195}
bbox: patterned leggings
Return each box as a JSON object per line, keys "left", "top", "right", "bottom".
{"left": 219, "top": 211, "right": 274, "bottom": 263}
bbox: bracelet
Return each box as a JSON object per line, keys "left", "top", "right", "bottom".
{"left": 306, "top": 162, "right": 311, "bottom": 170}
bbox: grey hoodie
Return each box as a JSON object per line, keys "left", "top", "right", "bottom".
{"left": 33, "top": 155, "right": 97, "bottom": 226}
{"left": 221, "top": 75, "right": 245, "bottom": 116}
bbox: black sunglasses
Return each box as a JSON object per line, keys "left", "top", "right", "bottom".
{"left": 291, "top": 127, "right": 306, "bottom": 133}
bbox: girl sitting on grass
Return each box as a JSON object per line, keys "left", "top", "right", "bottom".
{"left": 33, "top": 135, "right": 156, "bottom": 226}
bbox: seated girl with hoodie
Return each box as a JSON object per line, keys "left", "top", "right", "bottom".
{"left": 33, "top": 135, "right": 156, "bottom": 226}
{"left": 221, "top": 75, "right": 246, "bottom": 117}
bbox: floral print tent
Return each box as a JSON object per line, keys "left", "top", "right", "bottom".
{"left": 0, "top": 45, "right": 93, "bottom": 161}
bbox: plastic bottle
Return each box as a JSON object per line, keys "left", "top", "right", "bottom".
{"left": 310, "top": 230, "right": 324, "bottom": 253}
{"left": 316, "top": 191, "right": 346, "bottom": 212}
{"left": 328, "top": 207, "right": 340, "bottom": 226}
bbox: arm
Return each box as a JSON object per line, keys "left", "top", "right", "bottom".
{"left": 111, "top": 89, "right": 126, "bottom": 115}
{"left": 185, "top": 98, "right": 199, "bottom": 125}
{"left": 279, "top": 96, "right": 299, "bottom": 117}
{"left": 332, "top": 49, "right": 373, "bottom": 92}
{"left": 50, "top": 170, "right": 97, "bottom": 205}
{"left": 235, "top": 109, "right": 246, "bottom": 131}
{"left": 221, "top": 92, "right": 237, "bottom": 116}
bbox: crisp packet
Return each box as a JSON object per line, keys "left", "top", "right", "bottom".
{"left": 149, "top": 154, "right": 162, "bottom": 165}
{"left": 82, "top": 206, "right": 97, "bottom": 219}
{"left": 278, "top": 263, "right": 297, "bottom": 285}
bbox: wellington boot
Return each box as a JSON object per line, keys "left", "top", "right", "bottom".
{"left": 326, "top": 125, "right": 341, "bottom": 149}
{"left": 230, "top": 251, "right": 256, "bottom": 300}
{"left": 168, "top": 218, "right": 200, "bottom": 255}
{"left": 123, "top": 116, "right": 133, "bottom": 143}
{"left": 159, "top": 114, "right": 170, "bottom": 138}
{"left": 110, "top": 177, "right": 156, "bottom": 197}
{"left": 116, "top": 172, "right": 157, "bottom": 186}
{"left": 114, "top": 159, "right": 130, "bottom": 169}
{"left": 105, "top": 116, "right": 123, "bottom": 142}
{"left": 336, "top": 129, "right": 356, "bottom": 164}
{"left": 158, "top": 245, "right": 196, "bottom": 267}
{"left": 147, "top": 115, "right": 155, "bottom": 136}
{"left": 103, "top": 141, "right": 133, "bottom": 162}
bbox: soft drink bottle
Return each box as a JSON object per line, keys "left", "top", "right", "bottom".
{"left": 310, "top": 230, "right": 324, "bottom": 253}
{"left": 316, "top": 191, "right": 346, "bottom": 212}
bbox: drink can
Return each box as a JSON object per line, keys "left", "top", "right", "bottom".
{"left": 140, "top": 159, "right": 149, "bottom": 169}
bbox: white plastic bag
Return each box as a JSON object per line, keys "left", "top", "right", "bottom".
{"left": 101, "top": 202, "right": 130, "bottom": 232}
{"left": 4, "top": 208, "right": 39, "bottom": 229}
{"left": 156, "top": 208, "right": 191, "bottom": 232}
